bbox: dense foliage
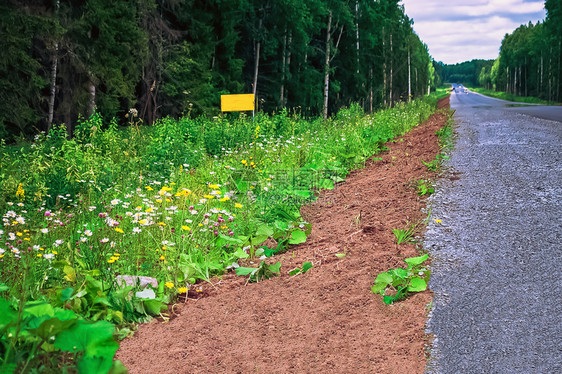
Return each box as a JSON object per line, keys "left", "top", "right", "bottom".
{"left": 0, "top": 0, "right": 436, "bottom": 141}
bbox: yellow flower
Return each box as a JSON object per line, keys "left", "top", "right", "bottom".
{"left": 182, "top": 225, "right": 191, "bottom": 231}
{"left": 145, "top": 208, "right": 153, "bottom": 213}
{"left": 241, "top": 159, "right": 247, "bottom": 165}
{"left": 433, "top": 218, "right": 443, "bottom": 223}
{"left": 51, "top": 251, "right": 57, "bottom": 255}
{"left": 145, "top": 186, "right": 153, "bottom": 191}
{"left": 107, "top": 259, "right": 115, "bottom": 263}
{"left": 204, "top": 194, "right": 214, "bottom": 199}
{"left": 234, "top": 203, "right": 243, "bottom": 208}
{"left": 219, "top": 196, "right": 230, "bottom": 202}
{"left": 139, "top": 219, "right": 148, "bottom": 225}
{"left": 165, "top": 282, "right": 174, "bottom": 289}
{"left": 23, "top": 238, "right": 30, "bottom": 241}
{"left": 156, "top": 199, "right": 163, "bottom": 203}
{"left": 177, "top": 287, "right": 188, "bottom": 294}
{"left": 157, "top": 222, "right": 166, "bottom": 226}
{"left": 159, "top": 255, "right": 165, "bottom": 260}
{"left": 209, "top": 184, "right": 220, "bottom": 189}
{"left": 16, "top": 232, "right": 22, "bottom": 237}
{"left": 16, "top": 183, "right": 25, "bottom": 201}
{"left": 115, "top": 227, "right": 124, "bottom": 233}
{"left": 37, "top": 254, "right": 43, "bottom": 257}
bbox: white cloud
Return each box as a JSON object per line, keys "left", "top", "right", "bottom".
{"left": 401, "top": 0, "right": 546, "bottom": 64}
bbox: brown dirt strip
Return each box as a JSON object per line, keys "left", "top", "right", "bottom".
{"left": 117, "top": 101, "right": 449, "bottom": 374}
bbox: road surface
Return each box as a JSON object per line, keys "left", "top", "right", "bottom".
{"left": 425, "top": 88, "right": 562, "bottom": 373}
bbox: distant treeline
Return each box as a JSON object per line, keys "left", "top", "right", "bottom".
{"left": 0, "top": 0, "right": 437, "bottom": 141}
{"left": 435, "top": 59, "right": 494, "bottom": 87}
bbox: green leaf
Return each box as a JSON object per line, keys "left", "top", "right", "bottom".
{"left": 143, "top": 299, "right": 164, "bottom": 315}
{"left": 0, "top": 283, "right": 8, "bottom": 292}
{"left": 255, "top": 224, "right": 274, "bottom": 237}
{"left": 335, "top": 253, "right": 346, "bottom": 258}
{"left": 61, "top": 287, "right": 74, "bottom": 302}
{"left": 268, "top": 262, "right": 282, "bottom": 273}
{"left": 407, "top": 277, "right": 427, "bottom": 292}
{"left": 371, "top": 283, "right": 387, "bottom": 294}
{"left": 0, "top": 298, "right": 16, "bottom": 328}
{"left": 301, "top": 262, "right": 313, "bottom": 273}
{"left": 78, "top": 356, "right": 114, "bottom": 374}
{"left": 27, "top": 317, "right": 77, "bottom": 340}
{"left": 235, "top": 267, "right": 258, "bottom": 276}
{"left": 288, "top": 268, "right": 301, "bottom": 276}
{"left": 23, "top": 300, "right": 54, "bottom": 318}
{"left": 374, "top": 272, "right": 393, "bottom": 285}
{"left": 55, "top": 320, "right": 118, "bottom": 359}
{"left": 404, "top": 254, "right": 429, "bottom": 267}
{"left": 288, "top": 230, "right": 307, "bottom": 245}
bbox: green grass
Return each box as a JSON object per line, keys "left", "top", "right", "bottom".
{"left": 468, "top": 87, "right": 557, "bottom": 105}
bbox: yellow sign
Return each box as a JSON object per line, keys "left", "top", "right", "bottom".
{"left": 221, "top": 94, "right": 255, "bottom": 112}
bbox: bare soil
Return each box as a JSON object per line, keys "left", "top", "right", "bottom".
{"left": 117, "top": 100, "right": 449, "bottom": 374}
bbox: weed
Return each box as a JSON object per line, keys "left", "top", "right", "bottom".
{"left": 392, "top": 225, "right": 417, "bottom": 245}
{"left": 371, "top": 254, "right": 431, "bottom": 304}
{"left": 416, "top": 180, "right": 434, "bottom": 196}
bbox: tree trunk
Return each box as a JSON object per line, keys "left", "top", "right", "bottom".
{"left": 279, "top": 29, "right": 292, "bottom": 108}
{"left": 323, "top": 11, "right": 332, "bottom": 120}
{"left": 390, "top": 33, "right": 393, "bottom": 106}
{"left": 369, "top": 67, "right": 373, "bottom": 113}
{"left": 540, "top": 53, "right": 543, "bottom": 97}
{"left": 253, "top": 10, "right": 264, "bottom": 109}
{"left": 88, "top": 81, "right": 96, "bottom": 118}
{"left": 279, "top": 30, "right": 287, "bottom": 108}
{"left": 383, "top": 27, "right": 387, "bottom": 107}
{"left": 407, "top": 47, "right": 411, "bottom": 102}
{"left": 47, "top": 0, "right": 60, "bottom": 131}
{"left": 355, "top": 0, "right": 360, "bottom": 75}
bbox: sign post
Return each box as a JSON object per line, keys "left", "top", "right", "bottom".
{"left": 220, "top": 94, "right": 255, "bottom": 120}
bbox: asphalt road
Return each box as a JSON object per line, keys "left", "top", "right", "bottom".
{"left": 425, "top": 88, "right": 562, "bottom": 373}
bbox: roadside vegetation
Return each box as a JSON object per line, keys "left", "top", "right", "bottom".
{"left": 1, "top": 97, "right": 440, "bottom": 372}
{"left": 467, "top": 87, "right": 552, "bottom": 105}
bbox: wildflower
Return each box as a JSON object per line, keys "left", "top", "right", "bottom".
{"left": 85, "top": 229, "right": 93, "bottom": 236}
{"left": 16, "top": 183, "right": 25, "bottom": 201}
{"left": 53, "top": 239, "right": 63, "bottom": 247}
{"left": 88, "top": 206, "right": 96, "bottom": 212}
{"left": 40, "top": 228, "right": 49, "bottom": 234}
{"left": 164, "top": 282, "right": 174, "bottom": 289}
{"left": 234, "top": 203, "right": 243, "bottom": 208}
{"left": 209, "top": 184, "right": 220, "bottom": 189}
{"left": 110, "top": 241, "right": 116, "bottom": 248}
{"left": 433, "top": 218, "right": 443, "bottom": 223}
{"left": 204, "top": 194, "right": 214, "bottom": 199}
{"left": 220, "top": 196, "right": 230, "bottom": 202}
{"left": 44, "top": 253, "right": 55, "bottom": 260}
{"left": 177, "top": 287, "right": 188, "bottom": 294}
{"left": 110, "top": 199, "right": 120, "bottom": 205}
{"left": 182, "top": 225, "right": 191, "bottom": 231}
{"left": 115, "top": 227, "right": 124, "bottom": 234}
{"left": 145, "top": 186, "right": 153, "bottom": 191}
{"left": 132, "top": 227, "right": 142, "bottom": 234}
{"left": 100, "top": 238, "right": 109, "bottom": 243}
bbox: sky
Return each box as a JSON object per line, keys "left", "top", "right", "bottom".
{"left": 400, "top": 0, "right": 547, "bottom": 65}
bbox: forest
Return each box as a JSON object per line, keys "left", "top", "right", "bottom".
{"left": 0, "top": 0, "right": 436, "bottom": 142}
